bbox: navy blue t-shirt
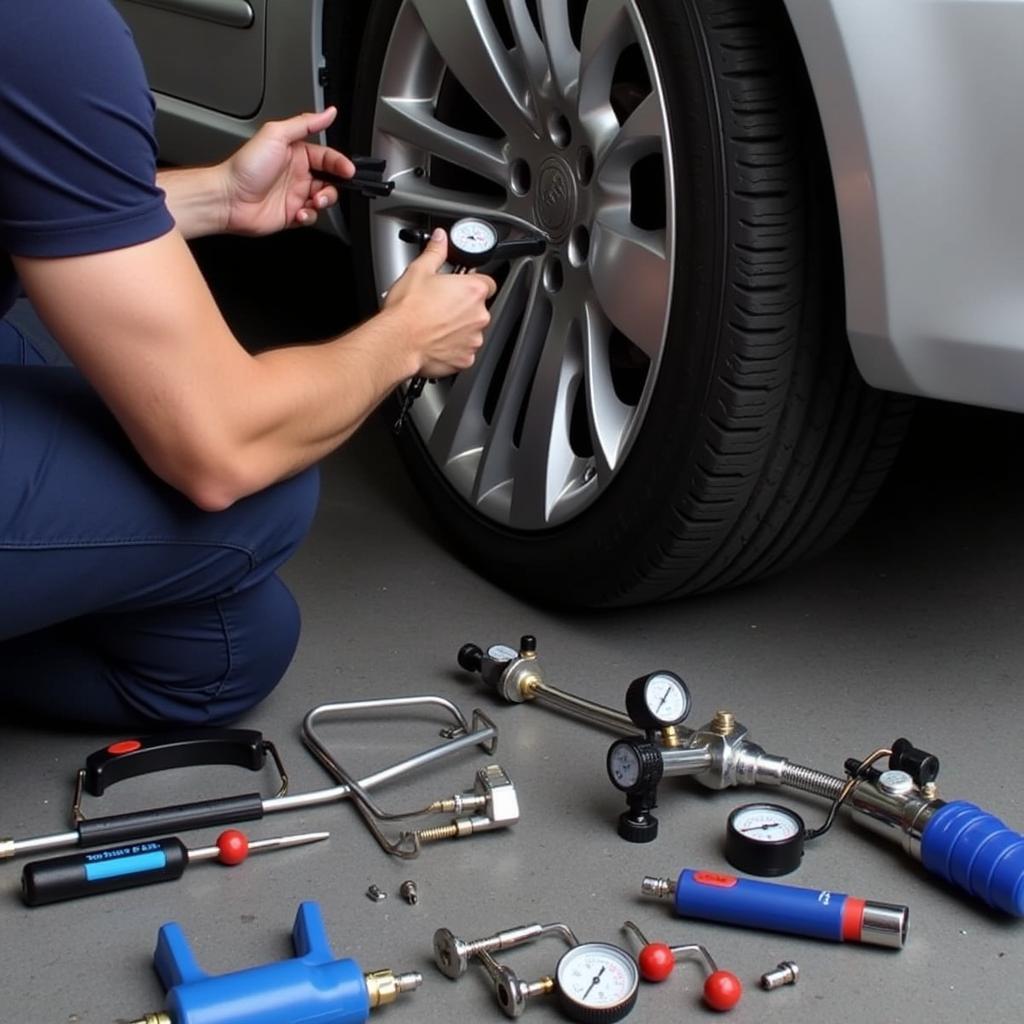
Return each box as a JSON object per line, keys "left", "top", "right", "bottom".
{"left": 0, "top": 0, "right": 175, "bottom": 317}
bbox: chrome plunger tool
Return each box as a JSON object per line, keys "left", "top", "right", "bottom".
{"left": 458, "top": 634, "right": 1024, "bottom": 915}
{"left": 125, "top": 901, "right": 421, "bottom": 1024}
{"left": 20, "top": 828, "right": 328, "bottom": 906}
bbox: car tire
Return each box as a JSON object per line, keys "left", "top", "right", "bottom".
{"left": 346, "top": 0, "right": 913, "bottom": 608}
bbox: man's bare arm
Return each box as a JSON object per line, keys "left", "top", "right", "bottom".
{"left": 14, "top": 227, "right": 493, "bottom": 511}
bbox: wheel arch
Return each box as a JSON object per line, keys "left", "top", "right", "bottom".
{"left": 779, "top": 0, "right": 891, "bottom": 393}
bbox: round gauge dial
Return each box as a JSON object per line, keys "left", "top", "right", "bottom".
{"left": 555, "top": 942, "right": 640, "bottom": 1023}
{"left": 725, "top": 803, "right": 806, "bottom": 876}
{"left": 607, "top": 741, "right": 643, "bottom": 791}
{"left": 606, "top": 739, "right": 663, "bottom": 794}
{"left": 449, "top": 217, "right": 498, "bottom": 256}
{"left": 625, "top": 671, "right": 691, "bottom": 730}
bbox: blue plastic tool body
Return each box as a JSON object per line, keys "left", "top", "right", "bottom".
{"left": 153, "top": 902, "right": 370, "bottom": 1024}
{"left": 673, "top": 869, "right": 853, "bottom": 941}
{"left": 920, "top": 800, "right": 1024, "bottom": 916}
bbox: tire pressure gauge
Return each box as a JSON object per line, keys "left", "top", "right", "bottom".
{"left": 725, "top": 803, "right": 807, "bottom": 876}
{"left": 555, "top": 942, "right": 640, "bottom": 1023}
{"left": 624, "top": 671, "right": 691, "bottom": 731}
{"left": 449, "top": 217, "right": 499, "bottom": 265}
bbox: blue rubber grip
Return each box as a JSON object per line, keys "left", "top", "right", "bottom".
{"left": 673, "top": 869, "right": 853, "bottom": 941}
{"left": 920, "top": 801, "right": 1024, "bottom": 916}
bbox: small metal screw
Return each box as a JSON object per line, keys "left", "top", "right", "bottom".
{"left": 400, "top": 880, "right": 419, "bottom": 905}
{"left": 761, "top": 961, "right": 799, "bottom": 990}
{"left": 366, "top": 884, "right": 387, "bottom": 903}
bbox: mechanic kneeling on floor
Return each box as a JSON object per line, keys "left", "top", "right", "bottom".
{"left": 0, "top": 0, "right": 496, "bottom": 729}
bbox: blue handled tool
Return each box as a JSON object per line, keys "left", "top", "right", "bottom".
{"left": 21, "top": 829, "right": 328, "bottom": 906}
{"left": 126, "top": 902, "right": 421, "bottom": 1024}
{"left": 642, "top": 869, "right": 908, "bottom": 948}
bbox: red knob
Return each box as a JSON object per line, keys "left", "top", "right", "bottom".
{"left": 638, "top": 942, "right": 676, "bottom": 982}
{"left": 216, "top": 829, "right": 250, "bottom": 865}
{"left": 703, "top": 970, "right": 743, "bottom": 1011}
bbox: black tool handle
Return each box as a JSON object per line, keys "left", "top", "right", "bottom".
{"left": 22, "top": 837, "right": 189, "bottom": 906}
{"left": 317, "top": 155, "right": 394, "bottom": 198}
{"left": 76, "top": 793, "right": 265, "bottom": 848}
{"left": 82, "top": 729, "right": 268, "bottom": 797}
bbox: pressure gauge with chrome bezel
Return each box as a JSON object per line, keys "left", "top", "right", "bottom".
{"left": 555, "top": 941, "right": 640, "bottom": 1023}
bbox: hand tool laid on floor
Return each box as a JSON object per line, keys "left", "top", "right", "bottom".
{"left": 125, "top": 901, "right": 420, "bottom": 1024}
{"left": 1, "top": 695, "right": 516, "bottom": 863}
{"left": 621, "top": 920, "right": 742, "bottom": 1011}
{"left": 434, "top": 920, "right": 640, "bottom": 1022}
{"left": 459, "top": 634, "right": 1024, "bottom": 915}
{"left": 641, "top": 868, "right": 909, "bottom": 948}
{"left": 20, "top": 827, "right": 328, "bottom": 906}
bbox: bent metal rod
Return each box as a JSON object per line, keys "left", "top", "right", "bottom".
{"left": 1, "top": 696, "right": 497, "bottom": 861}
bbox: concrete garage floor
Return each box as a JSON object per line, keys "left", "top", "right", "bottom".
{"left": 1, "top": 234, "right": 1023, "bottom": 1023}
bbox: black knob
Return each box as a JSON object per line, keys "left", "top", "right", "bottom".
{"left": 618, "top": 799, "right": 659, "bottom": 844}
{"left": 519, "top": 635, "right": 537, "bottom": 656}
{"left": 457, "top": 643, "right": 484, "bottom": 673}
{"left": 890, "top": 738, "right": 940, "bottom": 785}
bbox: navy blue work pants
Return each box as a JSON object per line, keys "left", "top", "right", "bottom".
{"left": 0, "top": 316, "right": 319, "bottom": 729}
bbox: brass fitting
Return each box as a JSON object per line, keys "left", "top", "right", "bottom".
{"left": 126, "top": 1015, "right": 171, "bottom": 1024}
{"left": 709, "top": 710, "right": 736, "bottom": 736}
{"left": 365, "top": 969, "right": 423, "bottom": 1008}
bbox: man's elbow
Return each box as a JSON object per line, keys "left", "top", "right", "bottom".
{"left": 149, "top": 442, "right": 256, "bottom": 513}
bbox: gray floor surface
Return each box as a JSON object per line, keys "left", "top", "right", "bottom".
{"left": 2, "top": 235, "right": 1023, "bottom": 1023}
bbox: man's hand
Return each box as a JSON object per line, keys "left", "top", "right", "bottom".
{"left": 383, "top": 229, "right": 498, "bottom": 379}
{"left": 221, "top": 107, "right": 356, "bottom": 236}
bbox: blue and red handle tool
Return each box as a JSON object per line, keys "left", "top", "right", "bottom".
{"left": 21, "top": 829, "right": 328, "bottom": 906}
{"left": 642, "top": 869, "right": 908, "bottom": 948}
{"left": 126, "top": 902, "right": 421, "bottom": 1024}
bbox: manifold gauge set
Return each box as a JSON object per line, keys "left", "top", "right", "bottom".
{"left": 458, "top": 634, "right": 1024, "bottom": 919}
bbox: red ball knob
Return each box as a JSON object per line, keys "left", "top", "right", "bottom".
{"left": 216, "top": 829, "right": 250, "bottom": 865}
{"left": 703, "top": 970, "right": 743, "bottom": 1011}
{"left": 638, "top": 942, "right": 676, "bottom": 982}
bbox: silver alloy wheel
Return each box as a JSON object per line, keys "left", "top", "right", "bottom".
{"left": 368, "top": 0, "right": 675, "bottom": 529}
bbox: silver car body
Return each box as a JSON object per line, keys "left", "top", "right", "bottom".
{"left": 117, "top": 0, "right": 1024, "bottom": 414}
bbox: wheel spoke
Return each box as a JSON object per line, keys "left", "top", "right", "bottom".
{"left": 376, "top": 97, "right": 508, "bottom": 185}
{"left": 409, "top": 0, "right": 535, "bottom": 135}
{"left": 425, "top": 258, "right": 535, "bottom": 466}
{"left": 590, "top": 208, "right": 670, "bottom": 360}
{"left": 596, "top": 89, "right": 666, "bottom": 170}
{"left": 502, "top": 0, "right": 550, "bottom": 99}
{"left": 577, "top": 0, "right": 635, "bottom": 147}
{"left": 535, "top": 0, "right": 580, "bottom": 101}
{"left": 508, "top": 304, "right": 582, "bottom": 525}
{"left": 581, "top": 301, "right": 634, "bottom": 475}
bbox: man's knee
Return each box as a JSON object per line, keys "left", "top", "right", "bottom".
{"left": 203, "top": 575, "right": 302, "bottom": 724}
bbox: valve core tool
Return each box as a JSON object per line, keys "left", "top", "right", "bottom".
{"left": 621, "top": 921, "right": 742, "bottom": 1012}
{"left": 642, "top": 869, "right": 909, "bottom": 948}
{"left": 435, "top": 920, "right": 639, "bottom": 1022}
{"left": 126, "top": 901, "right": 420, "bottom": 1024}
{"left": 20, "top": 828, "right": 328, "bottom": 906}
{"left": 459, "top": 635, "right": 1024, "bottom": 915}
{"left": 392, "top": 218, "right": 547, "bottom": 433}
{"left": 1, "top": 697, "right": 513, "bottom": 862}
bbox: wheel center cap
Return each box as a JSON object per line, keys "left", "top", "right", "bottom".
{"left": 534, "top": 157, "right": 577, "bottom": 240}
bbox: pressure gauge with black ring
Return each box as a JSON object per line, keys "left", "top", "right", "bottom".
{"left": 555, "top": 941, "right": 640, "bottom": 1023}
{"left": 448, "top": 217, "right": 499, "bottom": 267}
{"left": 607, "top": 739, "right": 664, "bottom": 794}
{"left": 624, "top": 671, "right": 691, "bottom": 732}
{"left": 724, "top": 803, "right": 807, "bottom": 877}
